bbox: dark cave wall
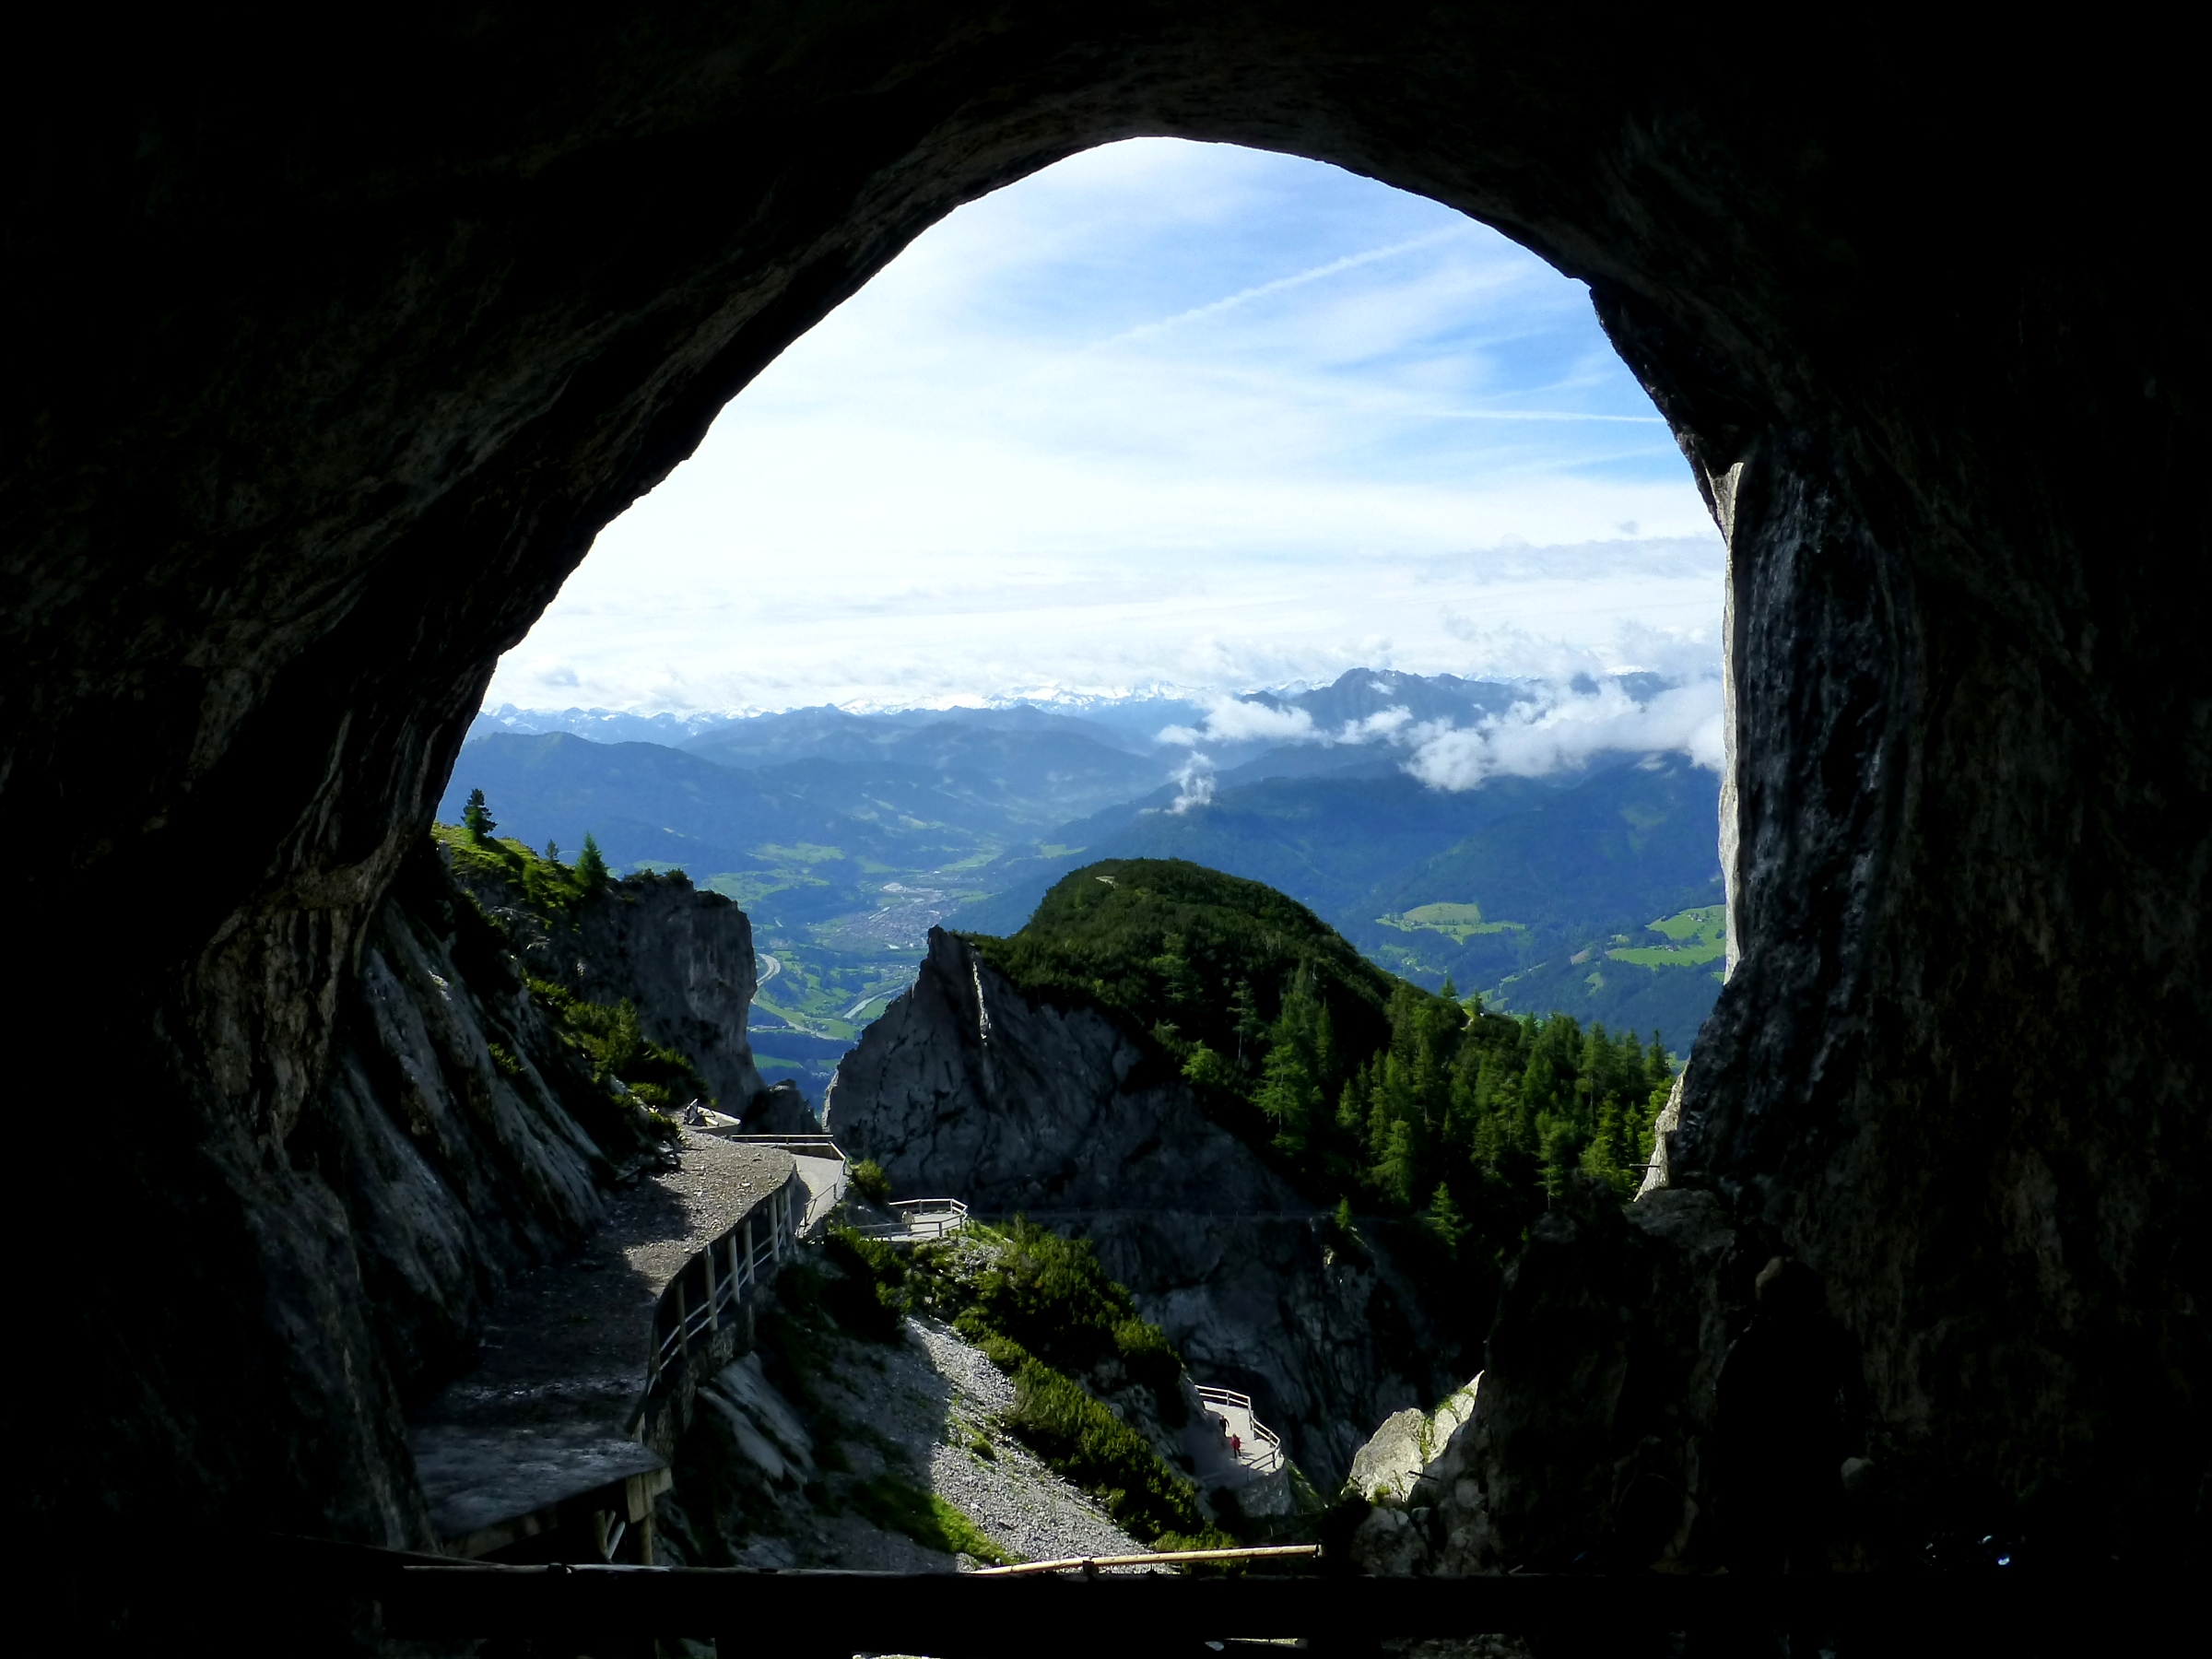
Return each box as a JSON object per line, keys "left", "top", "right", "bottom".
{"left": 6, "top": 1, "right": 2202, "bottom": 1573}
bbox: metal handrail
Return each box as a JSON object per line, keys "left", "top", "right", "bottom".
{"left": 1196, "top": 1384, "right": 1285, "bottom": 1475}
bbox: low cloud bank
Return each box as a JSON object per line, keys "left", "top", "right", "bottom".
{"left": 1159, "top": 675, "right": 1724, "bottom": 796}
{"left": 1406, "top": 679, "right": 1724, "bottom": 790}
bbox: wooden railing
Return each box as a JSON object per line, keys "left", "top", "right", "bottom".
{"left": 1195, "top": 1385, "right": 1284, "bottom": 1475}
{"left": 851, "top": 1197, "right": 968, "bottom": 1242}
{"left": 647, "top": 1173, "right": 797, "bottom": 1389}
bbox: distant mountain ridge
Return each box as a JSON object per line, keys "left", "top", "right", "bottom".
{"left": 450, "top": 668, "right": 1727, "bottom": 1058}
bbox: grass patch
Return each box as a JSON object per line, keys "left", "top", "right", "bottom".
{"left": 845, "top": 1476, "right": 1017, "bottom": 1565}
{"left": 1375, "top": 901, "right": 1527, "bottom": 941}
{"left": 1609, "top": 904, "right": 1727, "bottom": 967}
{"left": 753, "top": 842, "right": 849, "bottom": 865}
{"left": 702, "top": 871, "right": 818, "bottom": 907}
{"left": 434, "top": 823, "right": 593, "bottom": 914}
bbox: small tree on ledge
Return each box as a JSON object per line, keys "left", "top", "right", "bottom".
{"left": 574, "top": 831, "right": 609, "bottom": 893}
{"left": 462, "top": 787, "right": 496, "bottom": 843}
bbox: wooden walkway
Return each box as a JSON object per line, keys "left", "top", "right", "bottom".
{"left": 407, "top": 1134, "right": 806, "bottom": 1560}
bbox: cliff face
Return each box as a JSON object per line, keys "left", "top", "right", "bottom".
{"left": 301, "top": 846, "right": 678, "bottom": 1418}
{"left": 447, "top": 856, "right": 770, "bottom": 1113}
{"left": 825, "top": 928, "right": 1466, "bottom": 1487}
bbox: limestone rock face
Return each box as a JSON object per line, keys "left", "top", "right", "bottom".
{"left": 304, "top": 845, "right": 677, "bottom": 1418}
{"left": 826, "top": 929, "right": 1468, "bottom": 1487}
{"left": 1347, "top": 1376, "right": 1482, "bottom": 1507}
{"left": 9, "top": 4, "right": 2200, "bottom": 1584}
{"left": 448, "top": 857, "right": 770, "bottom": 1113}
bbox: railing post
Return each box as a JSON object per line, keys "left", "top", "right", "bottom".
{"left": 674, "top": 1277, "right": 689, "bottom": 1357}
{"left": 727, "top": 1230, "right": 743, "bottom": 1300}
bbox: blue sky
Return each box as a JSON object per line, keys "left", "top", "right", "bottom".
{"left": 488, "top": 139, "right": 1722, "bottom": 714}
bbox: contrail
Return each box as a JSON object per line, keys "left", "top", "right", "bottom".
{"left": 1104, "top": 225, "right": 1475, "bottom": 346}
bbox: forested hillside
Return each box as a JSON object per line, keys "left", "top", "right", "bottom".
{"left": 970, "top": 859, "right": 1676, "bottom": 1285}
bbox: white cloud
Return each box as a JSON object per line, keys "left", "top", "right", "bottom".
{"left": 1402, "top": 679, "right": 1724, "bottom": 791}
{"left": 1339, "top": 707, "right": 1414, "bottom": 743}
{"left": 1166, "top": 753, "right": 1218, "bottom": 814}
{"left": 1162, "top": 699, "right": 1321, "bottom": 747}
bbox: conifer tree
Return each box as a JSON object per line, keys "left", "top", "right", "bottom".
{"left": 574, "top": 831, "right": 610, "bottom": 891}
{"left": 462, "top": 787, "right": 496, "bottom": 842}
{"left": 1374, "top": 1119, "right": 1419, "bottom": 1209}
{"left": 1254, "top": 1043, "right": 1318, "bottom": 1155}
{"left": 1424, "top": 1182, "right": 1468, "bottom": 1257}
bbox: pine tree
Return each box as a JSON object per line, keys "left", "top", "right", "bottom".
{"left": 1424, "top": 1182, "right": 1468, "bottom": 1257}
{"left": 574, "top": 831, "right": 610, "bottom": 891}
{"left": 1374, "top": 1119, "right": 1419, "bottom": 1210}
{"left": 545, "top": 840, "right": 559, "bottom": 864}
{"left": 1230, "top": 979, "right": 1265, "bottom": 1067}
{"left": 1254, "top": 1043, "right": 1319, "bottom": 1156}
{"left": 462, "top": 787, "right": 496, "bottom": 842}
{"left": 1335, "top": 1079, "right": 1364, "bottom": 1137}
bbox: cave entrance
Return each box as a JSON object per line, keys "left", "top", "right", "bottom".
{"left": 23, "top": 7, "right": 2187, "bottom": 1577}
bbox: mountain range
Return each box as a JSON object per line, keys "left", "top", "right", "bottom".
{"left": 445, "top": 670, "right": 1728, "bottom": 1078}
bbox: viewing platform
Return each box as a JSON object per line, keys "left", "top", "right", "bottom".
{"left": 407, "top": 1129, "right": 846, "bottom": 1560}
{"left": 851, "top": 1197, "right": 969, "bottom": 1243}
{"left": 1196, "top": 1385, "right": 1285, "bottom": 1476}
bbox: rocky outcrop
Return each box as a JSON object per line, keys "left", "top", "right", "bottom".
{"left": 1347, "top": 1376, "right": 1483, "bottom": 1508}
{"left": 1350, "top": 1180, "right": 1744, "bottom": 1576}
{"left": 743, "top": 1079, "right": 825, "bottom": 1135}
{"left": 447, "top": 857, "right": 770, "bottom": 1113}
{"left": 825, "top": 929, "right": 1468, "bottom": 1487}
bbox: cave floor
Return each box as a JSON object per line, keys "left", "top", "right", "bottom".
{"left": 408, "top": 1133, "right": 796, "bottom": 1554}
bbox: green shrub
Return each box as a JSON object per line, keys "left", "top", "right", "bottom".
{"left": 963, "top": 1220, "right": 1157, "bottom": 1382}
{"left": 524, "top": 977, "right": 710, "bottom": 1104}
{"left": 1005, "top": 1359, "right": 1205, "bottom": 1545}
{"left": 975, "top": 1332, "right": 1030, "bottom": 1374}
{"left": 845, "top": 1476, "right": 1015, "bottom": 1566}
{"left": 850, "top": 1159, "right": 892, "bottom": 1205}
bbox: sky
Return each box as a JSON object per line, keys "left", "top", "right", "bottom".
{"left": 486, "top": 138, "right": 1723, "bottom": 715}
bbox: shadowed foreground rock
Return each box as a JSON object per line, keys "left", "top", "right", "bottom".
{"left": 6, "top": 3, "right": 2203, "bottom": 1627}
{"left": 1353, "top": 1181, "right": 1743, "bottom": 1575}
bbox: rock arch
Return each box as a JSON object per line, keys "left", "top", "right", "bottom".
{"left": 7, "top": 4, "right": 2201, "bottom": 1577}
